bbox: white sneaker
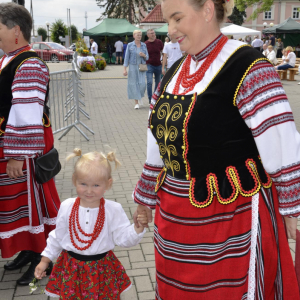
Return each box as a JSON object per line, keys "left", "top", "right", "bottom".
{"left": 134, "top": 104, "right": 139, "bottom": 109}
{"left": 298, "top": 82, "right": 300, "bottom": 85}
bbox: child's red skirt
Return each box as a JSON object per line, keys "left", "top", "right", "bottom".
{"left": 45, "top": 250, "right": 131, "bottom": 299}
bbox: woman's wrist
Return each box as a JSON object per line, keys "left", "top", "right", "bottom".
{"left": 41, "top": 256, "right": 51, "bottom": 264}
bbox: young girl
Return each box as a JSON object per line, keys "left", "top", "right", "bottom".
{"left": 34, "top": 148, "right": 147, "bottom": 299}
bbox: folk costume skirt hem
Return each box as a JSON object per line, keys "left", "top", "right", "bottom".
{"left": 0, "top": 126, "right": 60, "bottom": 258}
{"left": 154, "top": 184, "right": 300, "bottom": 300}
{"left": 45, "top": 250, "right": 131, "bottom": 299}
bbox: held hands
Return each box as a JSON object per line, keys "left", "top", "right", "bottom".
{"left": 34, "top": 257, "right": 51, "bottom": 280}
{"left": 134, "top": 211, "right": 148, "bottom": 234}
{"left": 6, "top": 159, "right": 24, "bottom": 179}
{"left": 133, "top": 204, "right": 152, "bottom": 230}
{"left": 284, "top": 216, "right": 298, "bottom": 240}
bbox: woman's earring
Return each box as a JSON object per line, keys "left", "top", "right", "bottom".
{"left": 205, "top": 19, "right": 208, "bottom": 22}
{"left": 15, "top": 38, "right": 18, "bottom": 44}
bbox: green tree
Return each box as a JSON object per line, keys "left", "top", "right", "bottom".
{"left": 50, "top": 19, "right": 67, "bottom": 43}
{"left": 228, "top": 7, "right": 247, "bottom": 26}
{"left": 37, "top": 27, "right": 47, "bottom": 41}
{"left": 96, "top": 0, "right": 156, "bottom": 24}
{"left": 67, "top": 25, "right": 79, "bottom": 43}
{"left": 235, "top": 0, "right": 273, "bottom": 20}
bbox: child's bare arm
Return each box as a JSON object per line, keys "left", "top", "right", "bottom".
{"left": 134, "top": 211, "right": 148, "bottom": 234}
{"left": 34, "top": 256, "right": 51, "bottom": 280}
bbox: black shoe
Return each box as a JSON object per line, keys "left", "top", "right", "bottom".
{"left": 4, "top": 251, "right": 34, "bottom": 271}
{"left": 17, "top": 253, "right": 53, "bottom": 286}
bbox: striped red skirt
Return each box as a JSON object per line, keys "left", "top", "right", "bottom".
{"left": 0, "top": 126, "right": 60, "bottom": 258}
{"left": 154, "top": 182, "right": 300, "bottom": 299}
{"left": 45, "top": 250, "right": 131, "bottom": 299}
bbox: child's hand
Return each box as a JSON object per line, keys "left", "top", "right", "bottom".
{"left": 134, "top": 211, "right": 148, "bottom": 234}
{"left": 34, "top": 257, "right": 51, "bottom": 280}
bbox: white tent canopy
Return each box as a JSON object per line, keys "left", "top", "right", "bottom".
{"left": 221, "top": 24, "right": 261, "bottom": 39}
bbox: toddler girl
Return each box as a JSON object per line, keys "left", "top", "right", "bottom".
{"left": 34, "top": 148, "right": 147, "bottom": 299}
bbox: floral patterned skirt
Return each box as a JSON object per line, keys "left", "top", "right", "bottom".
{"left": 45, "top": 250, "right": 131, "bottom": 299}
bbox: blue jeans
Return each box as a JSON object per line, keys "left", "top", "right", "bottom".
{"left": 277, "top": 64, "right": 293, "bottom": 70}
{"left": 146, "top": 64, "right": 162, "bottom": 103}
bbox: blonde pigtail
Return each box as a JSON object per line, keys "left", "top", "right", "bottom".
{"left": 223, "top": 0, "right": 234, "bottom": 18}
{"left": 106, "top": 151, "right": 121, "bottom": 170}
{"left": 66, "top": 148, "right": 82, "bottom": 161}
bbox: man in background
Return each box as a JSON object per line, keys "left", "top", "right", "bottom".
{"left": 114, "top": 37, "right": 123, "bottom": 65}
{"left": 90, "top": 39, "right": 98, "bottom": 57}
{"left": 145, "top": 29, "right": 163, "bottom": 104}
{"left": 162, "top": 34, "right": 182, "bottom": 75}
{"left": 251, "top": 36, "right": 263, "bottom": 51}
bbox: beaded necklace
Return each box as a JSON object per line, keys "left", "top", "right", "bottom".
{"left": 0, "top": 45, "right": 32, "bottom": 74}
{"left": 69, "top": 197, "right": 105, "bottom": 251}
{"left": 173, "top": 36, "right": 228, "bottom": 95}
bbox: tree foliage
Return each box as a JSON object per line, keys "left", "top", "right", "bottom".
{"left": 50, "top": 19, "right": 67, "bottom": 43}
{"left": 96, "top": 0, "right": 156, "bottom": 24}
{"left": 37, "top": 27, "right": 47, "bottom": 41}
{"left": 228, "top": 7, "right": 246, "bottom": 26}
{"left": 235, "top": 0, "right": 273, "bottom": 20}
{"left": 67, "top": 25, "right": 79, "bottom": 43}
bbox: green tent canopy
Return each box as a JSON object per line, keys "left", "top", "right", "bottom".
{"left": 83, "top": 18, "right": 146, "bottom": 37}
{"left": 155, "top": 23, "right": 168, "bottom": 35}
{"left": 262, "top": 17, "right": 300, "bottom": 34}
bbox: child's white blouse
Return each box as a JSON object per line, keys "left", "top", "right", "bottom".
{"left": 42, "top": 198, "right": 145, "bottom": 260}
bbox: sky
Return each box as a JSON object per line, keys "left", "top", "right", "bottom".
{"left": 0, "top": 0, "right": 104, "bottom": 33}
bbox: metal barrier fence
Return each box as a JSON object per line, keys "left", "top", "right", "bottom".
{"left": 48, "top": 53, "right": 94, "bottom": 141}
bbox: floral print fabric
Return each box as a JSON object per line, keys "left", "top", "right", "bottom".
{"left": 45, "top": 250, "right": 131, "bottom": 299}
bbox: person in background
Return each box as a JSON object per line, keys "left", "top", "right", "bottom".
{"left": 145, "top": 29, "right": 164, "bottom": 104}
{"left": 267, "top": 45, "right": 277, "bottom": 65}
{"left": 275, "top": 46, "right": 296, "bottom": 70}
{"left": 162, "top": 33, "right": 183, "bottom": 75}
{"left": 0, "top": 2, "right": 60, "bottom": 285}
{"left": 276, "top": 38, "right": 283, "bottom": 58}
{"left": 251, "top": 35, "right": 263, "bottom": 51}
{"left": 270, "top": 34, "right": 275, "bottom": 47}
{"left": 123, "top": 30, "right": 149, "bottom": 110}
{"left": 123, "top": 41, "right": 128, "bottom": 61}
{"left": 114, "top": 37, "right": 124, "bottom": 65}
{"left": 90, "top": 38, "right": 98, "bottom": 57}
{"left": 261, "top": 44, "right": 268, "bottom": 56}
{"left": 106, "top": 41, "right": 113, "bottom": 64}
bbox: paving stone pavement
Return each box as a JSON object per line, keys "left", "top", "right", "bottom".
{"left": 1, "top": 61, "right": 300, "bottom": 300}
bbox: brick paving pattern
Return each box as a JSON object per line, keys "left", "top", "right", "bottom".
{"left": 0, "top": 61, "right": 300, "bottom": 299}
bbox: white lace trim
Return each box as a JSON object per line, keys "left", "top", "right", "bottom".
{"left": 43, "top": 217, "right": 57, "bottom": 225}
{"left": 43, "top": 283, "right": 132, "bottom": 297}
{"left": 0, "top": 224, "right": 44, "bottom": 239}
{"left": 247, "top": 193, "right": 259, "bottom": 300}
{"left": 44, "top": 289, "right": 59, "bottom": 298}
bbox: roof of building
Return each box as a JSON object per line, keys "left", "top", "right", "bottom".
{"left": 141, "top": 4, "right": 233, "bottom": 24}
{"left": 141, "top": 4, "right": 164, "bottom": 23}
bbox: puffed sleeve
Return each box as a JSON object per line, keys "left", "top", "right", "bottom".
{"left": 41, "top": 200, "right": 69, "bottom": 261}
{"left": 110, "top": 203, "right": 145, "bottom": 247}
{"left": 235, "top": 59, "right": 300, "bottom": 217}
{"left": 133, "top": 82, "right": 164, "bottom": 209}
{"left": 3, "top": 57, "right": 49, "bottom": 159}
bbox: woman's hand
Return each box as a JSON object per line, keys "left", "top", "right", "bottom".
{"left": 6, "top": 159, "right": 24, "bottom": 179}
{"left": 34, "top": 257, "right": 51, "bottom": 280}
{"left": 139, "top": 52, "right": 146, "bottom": 58}
{"left": 284, "top": 216, "right": 298, "bottom": 240}
{"left": 133, "top": 204, "right": 152, "bottom": 228}
{"left": 123, "top": 69, "right": 128, "bottom": 76}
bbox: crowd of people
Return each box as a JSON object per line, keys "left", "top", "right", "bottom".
{"left": 1, "top": 0, "right": 300, "bottom": 299}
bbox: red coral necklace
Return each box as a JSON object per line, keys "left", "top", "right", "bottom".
{"left": 69, "top": 197, "right": 105, "bottom": 251}
{"left": 173, "top": 36, "right": 228, "bottom": 95}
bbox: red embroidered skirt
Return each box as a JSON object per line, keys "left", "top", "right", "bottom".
{"left": 0, "top": 126, "right": 60, "bottom": 257}
{"left": 154, "top": 184, "right": 300, "bottom": 299}
{"left": 45, "top": 250, "right": 131, "bottom": 299}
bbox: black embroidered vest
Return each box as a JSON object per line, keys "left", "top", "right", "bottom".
{"left": 150, "top": 45, "right": 273, "bottom": 208}
{"left": 0, "top": 51, "right": 50, "bottom": 135}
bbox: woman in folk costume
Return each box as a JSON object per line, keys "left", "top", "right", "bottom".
{"left": 132, "top": 0, "right": 300, "bottom": 299}
{"left": 0, "top": 3, "right": 60, "bottom": 285}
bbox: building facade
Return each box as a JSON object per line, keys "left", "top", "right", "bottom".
{"left": 243, "top": 0, "right": 300, "bottom": 31}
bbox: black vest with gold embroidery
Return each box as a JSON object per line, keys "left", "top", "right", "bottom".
{"left": 0, "top": 51, "right": 50, "bottom": 135}
{"left": 150, "top": 45, "right": 273, "bottom": 208}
